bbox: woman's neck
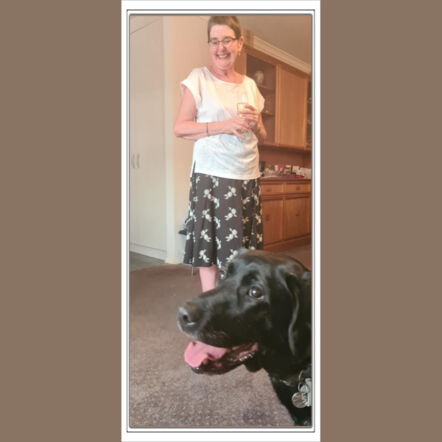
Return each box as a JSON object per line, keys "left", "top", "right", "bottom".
{"left": 208, "top": 65, "right": 242, "bottom": 83}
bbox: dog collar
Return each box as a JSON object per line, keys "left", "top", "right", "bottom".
{"left": 292, "top": 377, "right": 312, "bottom": 408}
{"left": 273, "top": 369, "right": 312, "bottom": 408}
{"left": 277, "top": 367, "right": 309, "bottom": 387}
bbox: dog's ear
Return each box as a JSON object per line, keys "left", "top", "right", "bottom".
{"left": 286, "top": 272, "right": 301, "bottom": 356}
{"left": 286, "top": 270, "right": 311, "bottom": 359}
{"left": 236, "top": 247, "right": 250, "bottom": 256}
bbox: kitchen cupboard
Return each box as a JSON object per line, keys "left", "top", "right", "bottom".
{"left": 284, "top": 197, "right": 309, "bottom": 238}
{"left": 275, "top": 65, "right": 309, "bottom": 147}
{"left": 235, "top": 45, "right": 310, "bottom": 150}
{"left": 235, "top": 43, "right": 312, "bottom": 252}
{"left": 260, "top": 179, "right": 311, "bottom": 252}
{"left": 261, "top": 199, "right": 284, "bottom": 244}
{"left": 236, "top": 47, "right": 277, "bottom": 142}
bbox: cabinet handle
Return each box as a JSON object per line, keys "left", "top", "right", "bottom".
{"left": 265, "top": 214, "right": 271, "bottom": 222}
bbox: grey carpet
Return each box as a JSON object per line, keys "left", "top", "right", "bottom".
{"left": 129, "top": 263, "right": 296, "bottom": 428}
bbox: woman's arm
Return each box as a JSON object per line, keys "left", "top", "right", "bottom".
{"left": 252, "top": 113, "right": 267, "bottom": 143}
{"left": 174, "top": 86, "right": 250, "bottom": 140}
{"left": 173, "top": 87, "right": 207, "bottom": 140}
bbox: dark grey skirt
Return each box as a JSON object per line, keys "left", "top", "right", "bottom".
{"left": 183, "top": 172, "right": 263, "bottom": 269}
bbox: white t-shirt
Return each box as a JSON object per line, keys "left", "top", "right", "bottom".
{"left": 181, "top": 66, "right": 265, "bottom": 180}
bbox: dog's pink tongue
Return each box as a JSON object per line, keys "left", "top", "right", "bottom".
{"left": 184, "top": 341, "right": 228, "bottom": 368}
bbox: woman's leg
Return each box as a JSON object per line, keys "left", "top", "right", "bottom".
{"left": 199, "top": 265, "right": 218, "bottom": 292}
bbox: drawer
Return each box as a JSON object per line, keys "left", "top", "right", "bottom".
{"left": 261, "top": 183, "right": 284, "bottom": 195}
{"left": 284, "top": 183, "right": 311, "bottom": 194}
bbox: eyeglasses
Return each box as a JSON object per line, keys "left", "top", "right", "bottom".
{"left": 208, "top": 37, "right": 238, "bottom": 47}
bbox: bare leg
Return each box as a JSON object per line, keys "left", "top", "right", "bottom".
{"left": 199, "top": 265, "right": 218, "bottom": 292}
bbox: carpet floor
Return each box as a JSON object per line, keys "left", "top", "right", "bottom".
{"left": 129, "top": 263, "right": 297, "bottom": 428}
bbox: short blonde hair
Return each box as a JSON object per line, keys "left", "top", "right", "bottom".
{"left": 207, "top": 16, "right": 242, "bottom": 41}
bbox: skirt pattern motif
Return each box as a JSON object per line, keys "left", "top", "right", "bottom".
{"left": 183, "top": 173, "right": 263, "bottom": 269}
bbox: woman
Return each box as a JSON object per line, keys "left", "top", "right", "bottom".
{"left": 174, "top": 16, "right": 267, "bottom": 292}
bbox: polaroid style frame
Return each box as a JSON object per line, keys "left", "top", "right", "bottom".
{"left": 121, "top": 1, "right": 321, "bottom": 441}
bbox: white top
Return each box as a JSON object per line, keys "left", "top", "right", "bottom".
{"left": 181, "top": 66, "right": 265, "bottom": 180}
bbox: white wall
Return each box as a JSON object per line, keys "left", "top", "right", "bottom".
{"left": 129, "top": 15, "right": 210, "bottom": 264}
{"left": 163, "top": 16, "right": 211, "bottom": 264}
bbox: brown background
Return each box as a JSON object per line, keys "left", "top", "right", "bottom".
{"left": 2, "top": 1, "right": 441, "bottom": 441}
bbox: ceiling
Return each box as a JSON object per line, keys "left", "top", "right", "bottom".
{"left": 238, "top": 14, "right": 312, "bottom": 65}
{"left": 130, "top": 14, "right": 312, "bottom": 66}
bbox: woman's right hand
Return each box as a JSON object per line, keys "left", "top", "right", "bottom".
{"left": 224, "top": 116, "right": 251, "bottom": 139}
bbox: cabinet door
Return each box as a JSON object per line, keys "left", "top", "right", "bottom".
{"left": 234, "top": 50, "right": 247, "bottom": 75}
{"left": 283, "top": 197, "right": 309, "bottom": 239}
{"left": 276, "top": 65, "right": 308, "bottom": 147}
{"left": 262, "top": 199, "right": 284, "bottom": 245}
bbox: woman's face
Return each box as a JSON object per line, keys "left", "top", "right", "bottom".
{"left": 208, "top": 24, "right": 244, "bottom": 71}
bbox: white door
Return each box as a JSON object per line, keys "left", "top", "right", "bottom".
{"left": 129, "top": 16, "right": 166, "bottom": 259}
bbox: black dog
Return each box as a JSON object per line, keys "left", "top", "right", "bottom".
{"left": 177, "top": 250, "right": 312, "bottom": 426}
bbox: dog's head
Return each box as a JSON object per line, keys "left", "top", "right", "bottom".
{"left": 177, "top": 250, "right": 311, "bottom": 375}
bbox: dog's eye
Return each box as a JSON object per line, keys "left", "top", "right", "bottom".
{"left": 248, "top": 286, "right": 263, "bottom": 299}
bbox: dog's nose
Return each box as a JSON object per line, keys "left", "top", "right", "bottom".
{"left": 178, "top": 302, "right": 201, "bottom": 326}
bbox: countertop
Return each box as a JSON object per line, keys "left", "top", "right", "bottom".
{"left": 260, "top": 175, "right": 311, "bottom": 183}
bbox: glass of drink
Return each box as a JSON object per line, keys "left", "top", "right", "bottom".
{"left": 237, "top": 102, "right": 248, "bottom": 117}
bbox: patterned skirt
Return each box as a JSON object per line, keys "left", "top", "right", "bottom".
{"left": 183, "top": 172, "right": 263, "bottom": 269}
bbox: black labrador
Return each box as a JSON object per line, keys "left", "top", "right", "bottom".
{"left": 177, "top": 249, "right": 312, "bottom": 426}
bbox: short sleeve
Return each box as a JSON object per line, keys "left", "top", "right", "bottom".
{"left": 245, "top": 77, "right": 265, "bottom": 113}
{"left": 255, "top": 86, "right": 265, "bottom": 113}
{"left": 181, "top": 68, "right": 202, "bottom": 108}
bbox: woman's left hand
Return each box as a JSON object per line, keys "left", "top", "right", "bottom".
{"left": 239, "top": 104, "right": 259, "bottom": 130}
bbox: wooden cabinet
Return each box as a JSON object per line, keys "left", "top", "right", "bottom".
{"left": 284, "top": 197, "right": 309, "bottom": 238}
{"left": 260, "top": 179, "right": 311, "bottom": 252}
{"left": 275, "top": 65, "right": 309, "bottom": 147}
{"left": 235, "top": 43, "right": 313, "bottom": 252}
{"left": 262, "top": 199, "right": 284, "bottom": 245}
{"left": 236, "top": 47, "right": 277, "bottom": 143}
{"left": 236, "top": 45, "right": 310, "bottom": 150}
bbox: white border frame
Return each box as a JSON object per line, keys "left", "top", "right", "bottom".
{"left": 122, "top": 1, "right": 321, "bottom": 441}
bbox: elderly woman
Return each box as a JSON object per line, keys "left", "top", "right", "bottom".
{"left": 174, "top": 15, "right": 267, "bottom": 292}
